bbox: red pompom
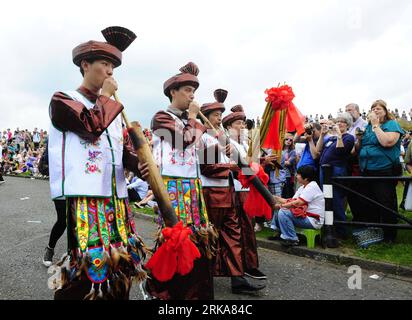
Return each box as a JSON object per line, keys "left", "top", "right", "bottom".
{"left": 144, "top": 221, "right": 201, "bottom": 282}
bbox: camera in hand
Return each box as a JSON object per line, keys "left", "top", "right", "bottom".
{"left": 355, "top": 127, "right": 365, "bottom": 135}
{"left": 304, "top": 125, "right": 313, "bottom": 135}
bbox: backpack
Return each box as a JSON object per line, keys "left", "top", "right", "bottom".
{"left": 38, "top": 142, "right": 49, "bottom": 176}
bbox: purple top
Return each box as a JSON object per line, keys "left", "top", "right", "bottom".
{"left": 319, "top": 133, "right": 355, "bottom": 167}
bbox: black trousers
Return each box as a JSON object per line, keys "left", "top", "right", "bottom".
{"left": 355, "top": 168, "right": 398, "bottom": 241}
{"left": 48, "top": 200, "right": 67, "bottom": 248}
{"left": 127, "top": 188, "right": 142, "bottom": 202}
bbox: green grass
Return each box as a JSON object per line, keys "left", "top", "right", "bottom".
{"left": 346, "top": 182, "right": 412, "bottom": 266}
{"left": 256, "top": 182, "right": 412, "bottom": 267}
{"left": 131, "top": 205, "right": 155, "bottom": 216}
{"left": 342, "top": 230, "right": 412, "bottom": 266}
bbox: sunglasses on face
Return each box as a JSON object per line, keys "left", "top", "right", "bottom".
{"left": 285, "top": 138, "right": 293, "bottom": 141}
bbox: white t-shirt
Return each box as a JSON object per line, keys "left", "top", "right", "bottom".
{"left": 293, "top": 181, "right": 325, "bottom": 229}
{"left": 294, "top": 143, "right": 306, "bottom": 157}
{"left": 33, "top": 132, "right": 41, "bottom": 143}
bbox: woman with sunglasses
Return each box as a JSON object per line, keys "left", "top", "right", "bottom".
{"left": 268, "top": 133, "right": 297, "bottom": 236}
{"left": 281, "top": 133, "right": 297, "bottom": 198}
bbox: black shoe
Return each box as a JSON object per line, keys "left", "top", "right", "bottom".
{"left": 244, "top": 268, "right": 267, "bottom": 280}
{"left": 231, "top": 278, "right": 266, "bottom": 294}
{"left": 42, "top": 247, "right": 54, "bottom": 267}
{"left": 280, "top": 238, "right": 299, "bottom": 247}
{"left": 267, "top": 232, "right": 281, "bottom": 241}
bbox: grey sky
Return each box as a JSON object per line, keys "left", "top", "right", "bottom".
{"left": 1, "top": 0, "right": 412, "bottom": 131}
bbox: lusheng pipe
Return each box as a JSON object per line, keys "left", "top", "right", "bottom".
{"left": 198, "top": 111, "right": 276, "bottom": 209}
{"left": 114, "top": 93, "right": 178, "bottom": 228}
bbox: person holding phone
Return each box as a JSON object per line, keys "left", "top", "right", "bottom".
{"left": 315, "top": 112, "right": 355, "bottom": 239}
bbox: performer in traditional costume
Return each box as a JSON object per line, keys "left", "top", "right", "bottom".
{"left": 200, "top": 92, "right": 266, "bottom": 294}
{"left": 222, "top": 105, "right": 267, "bottom": 281}
{"left": 146, "top": 62, "right": 217, "bottom": 300}
{"left": 47, "top": 27, "right": 148, "bottom": 300}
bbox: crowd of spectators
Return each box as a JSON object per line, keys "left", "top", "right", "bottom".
{"left": 0, "top": 128, "right": 48, "bottom": 179}
{"left": 258, "top": 102, "right": 412, "bottom": 246}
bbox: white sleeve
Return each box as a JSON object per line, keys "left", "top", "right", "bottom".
{"left": 299, "top": 183, "right": 317, "bottom": 203}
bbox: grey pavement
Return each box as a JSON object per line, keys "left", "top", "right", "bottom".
{"left": 0, "top": 176, "right": 411, "bottom": 300}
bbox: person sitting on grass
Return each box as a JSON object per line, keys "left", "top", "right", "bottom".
{"left": 135, "top": 190, "right": 157, "bottom": 208}
{"left": 271, "top": 165, "right": 325, "bottom": 247}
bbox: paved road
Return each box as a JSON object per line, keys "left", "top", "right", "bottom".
{"left": 0, "top": 176, "right": 411, "bottom": 300}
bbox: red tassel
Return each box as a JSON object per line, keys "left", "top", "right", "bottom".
{"left": 238, "top": 163, "right": 272, "bottom": 220}
{"left": 144, "top": 221, "right": 201, "bottom": 282}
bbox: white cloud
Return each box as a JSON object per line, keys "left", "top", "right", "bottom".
{"left": 1, "top": 0, "right": 412, "bottom": 131}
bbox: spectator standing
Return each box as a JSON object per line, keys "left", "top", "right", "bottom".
{"left": 402, "top": 132, "right": 411, "bottom": 150}
{"left": 316, "top": 112, "right": 355, "bottom": 238}
{"left": 296, "top": 122, "right": 321, "bottom": 173}
{"left": 41, "top": 130, "right": 48, "bottom": 147}
{"left": 394, "top": 108, "right": 400, "bottom": 119}
{"left": 0, "top": 141, "right": 4, "bottom": 184}
{"left": 356, "top": 100, "right": 404, "bottom": 242}
{"left": 401, "top": 111, "right": 408, "bottom": 121}
{"left": 344, "top": 103, "right": 368, "bottom": 220}
{"left": 7, "top": 129, "right": 12, "bottom": 143}
{"left": 24, "top": 130, "right": 32, "bottom": 151}
{"left": 280, "top": 133, "right": 297, "bottom": 198}
{"left": 400, "top": 141, "right": 412, "bottom": 210}
{"left": 33, "top": 128, "right": 41, "bottom": 150}
{"left": 345, "top": 103, "right": 367, "bottom": 137}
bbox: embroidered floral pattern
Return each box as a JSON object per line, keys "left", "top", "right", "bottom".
{"left": 84, "top": 147, "right": 103, "bottom": 174}
{"left": 85, "top": 162, "right": 101, "bottom": 174}
{"left": 80, "top": 138, "right": 101, "bottom": 149}
{"left": 168, "top": 148, "right": 195, "bottom": 166}
{"left": 88, "top": 150, "right": 102, "bottom": 162}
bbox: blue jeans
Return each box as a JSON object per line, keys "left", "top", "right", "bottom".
{"left": 319, "top": 165, "right": 347, "bottom": 237}
{"left": 272, "top": 209, "right": 317, "bottom": 241}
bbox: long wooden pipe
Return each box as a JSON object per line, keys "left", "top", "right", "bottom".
{"left": 198, "top": 111, "right": 276, "bottom": 209}
{"left": 114, "top": 92, "right": 178, "bottom": 228}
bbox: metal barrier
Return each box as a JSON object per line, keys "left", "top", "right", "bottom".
{"left": 331, "top": 174, "right": 412, "bottom": 230}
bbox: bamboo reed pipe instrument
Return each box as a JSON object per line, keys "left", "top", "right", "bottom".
{"left": 101, "top": 26, "right": 178, "bottom": 228}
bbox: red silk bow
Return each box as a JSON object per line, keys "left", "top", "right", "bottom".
{"left": 144, "top": 221, "right": 201, "bottom": 282}
{"left": 262, "top": 85, "right": 305, "bottom": 150}
{"left": 265, "top": 85, "right": 295, "bottom": 111}
{"left": 238, "top": 162, "right": 272, "bottom": 220}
